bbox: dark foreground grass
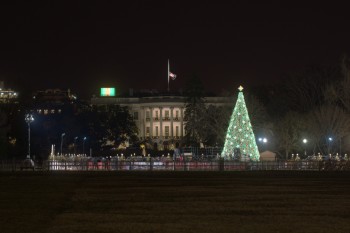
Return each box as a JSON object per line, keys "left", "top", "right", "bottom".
{"left": 1, "top": 171, "right": 350, "bottom": 233}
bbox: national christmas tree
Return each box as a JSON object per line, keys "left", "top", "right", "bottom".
{"left": 221, "top": 86, "right": 260, "bottom": 161}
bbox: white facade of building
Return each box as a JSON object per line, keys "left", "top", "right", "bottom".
{"left": 91, "top": 95, "right": 233, "bottom": 144}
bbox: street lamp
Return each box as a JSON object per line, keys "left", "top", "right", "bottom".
{"left": 60, "top": 133, "right": 65, "bottom": 155}
{"left": 25, "top": 114, "right": 34, "bottom": 159}
{"left": 74, "top": 137, "right": 78, "bottom": 155}
{"left": 258, "top": 137, "right": 268, "bottom": 151}
{"left": 328, "top": 137, "right": 333, "bottom": 154}
{"left": 258, "top": 137, "right": 268, "bottom": 143}
{"left": 83, "top": 137, "right": 87, "bottom": 155}
{"left": 302, "top": 138, "right": 308, "bottom": 156}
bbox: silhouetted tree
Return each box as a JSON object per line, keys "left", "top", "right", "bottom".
{"left": 89, "top": 105, "right": 138, "bottom": 150}
{"left": 325, "top": 55, "right": 350, "bottom": 112}
{"left": 184, "top": 75, "right": 206, "bottom": 146}
{"left": 268, "top": 65, "right": 340, "bottom": 118}
{"left": 306, "top": 104, "right": 350, "bottom": 155}
{"left": 200, "top": 104, "right": 231, "bottom": 146}
{"left": 274, "top": 111, "right": 307, "bottom": 159}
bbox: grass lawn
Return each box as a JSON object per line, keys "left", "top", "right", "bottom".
{"left": 0, "top": 171, "right": 350, "bottom": 233}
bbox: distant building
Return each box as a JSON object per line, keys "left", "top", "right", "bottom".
{"left": 259, "top": 150, "right": 277, "bottom": 161}
{"left": 31, "top": 89, "right": 79, "bottom": 115}
{"left": 91, "top": 90, "right": 233, "bottom": 147}
{"left": 0, "top": 81, "right": 19, "bottom": 104}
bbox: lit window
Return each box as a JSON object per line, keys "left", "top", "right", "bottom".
{"left": 44, "top": 109, "right": 48, "bottom": 115}
{"left": 146, "top": 127, "right": 150, "bottom": 137}
{"left": 165, "top": 126, "right": 169, "bottom": 136}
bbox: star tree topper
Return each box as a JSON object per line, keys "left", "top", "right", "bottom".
{"left": 238, "top": 85, "right": 244, "bottom": 92}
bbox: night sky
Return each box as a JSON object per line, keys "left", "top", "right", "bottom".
{"left": 1, "top": 1, "right": 350, "bottom": 99}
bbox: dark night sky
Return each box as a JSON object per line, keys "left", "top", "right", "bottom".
{"left": 1, "top": 1, "right": 350, "bottom": 99}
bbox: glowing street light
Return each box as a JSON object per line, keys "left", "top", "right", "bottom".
{"left": 258, "top": 137, "right": 268, "bottom": 143}
{"left": 303, "top": 138, "right": 308, "bottom": 156}
{"left": 25, "top": 114, "right": 34, "bottom": 159}
{"left": 258, "top": 137, "right": 268, "bottom": 151}
{"left": 328, "top": 137, "right": 333, "bottom": 154}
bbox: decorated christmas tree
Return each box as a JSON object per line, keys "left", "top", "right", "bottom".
{"left": 221, "top": 86, "right": 260, "bottom": 161}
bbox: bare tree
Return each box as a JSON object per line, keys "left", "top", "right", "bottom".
{"left": 274, "top": 112, "right": 307, "bottom": 159}
{"left": 245, "top": 93, "right": 270, "bottom": 135}
{"left": 306, "top": 104, "right": 350, "bottom": 155}
{"left": 201, "top": 104, "right": 232, "bottom": 146}
{"left": 325, "top": 56, "right": 350, "bottom": 112}
{"left": 281, "top": 66, "right": 340, "bottom": 113}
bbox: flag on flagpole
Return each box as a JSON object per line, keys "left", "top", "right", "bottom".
{"left": 168, "top": 59, "right": 177, "bottom": 92}
{"left": 169, "top": 72, "right": 177, "bottom": 80}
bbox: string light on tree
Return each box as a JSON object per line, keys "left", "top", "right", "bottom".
{"left": 221, "top": 85, "right": 260, "bottom": 161}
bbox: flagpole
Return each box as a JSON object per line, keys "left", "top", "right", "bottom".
{"left": 167, "top": 59, "right": 170, "bottom": 92}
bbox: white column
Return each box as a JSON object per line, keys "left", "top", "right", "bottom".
{"left": 141, "top": 107, "right": 145, "bottom": 139}
{"left": 180, "top": 107, "right": 184, "bottom": 138}
{"left": 159, "top": 107, "right": 163, "bottom": 140}
{"left": 170, "top": 107, "right": 174, "bottom": 138}
{"left": 150, "top": 107, "right": 153, "bottom": 138}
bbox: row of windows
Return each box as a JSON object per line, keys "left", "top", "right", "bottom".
{"left": 37, "top": 109, "right": 62, "bottom": 115}
{"left": 145, "top": 126, "right": 180, "bottom": 137}
{"left": 133, "top": 110, "right": 180, "bottom": 120}
{"left": 145, "top": 117, "right": 180, "bottom": 121}
{"left": 0, "top": 91, "right": 18, "bottom": 97}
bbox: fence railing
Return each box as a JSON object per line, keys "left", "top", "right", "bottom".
{"left": 1, "top": 159, "right": 350, "bottom": 171}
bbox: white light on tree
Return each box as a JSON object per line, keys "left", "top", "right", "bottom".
{"left": 221, "top": 86, "right": 260, "bottom": 161}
